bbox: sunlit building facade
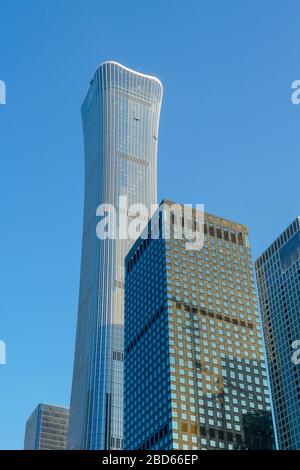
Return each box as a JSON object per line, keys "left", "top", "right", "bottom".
{"left": 255, "top": 217, "right": 300, "bottom": 449}
{"left": 24, "top": 404, "right": 69, "bottom": 450}
{"left": 68, "top": 61, "right": 163, "bottom": 449}
{"left": 124, "top": 201, "right": 274, "bottom": 450}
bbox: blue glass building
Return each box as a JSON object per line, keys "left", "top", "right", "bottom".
{"left": 67, "top": 62, "right": 163, "bottom": 449}
{"left": 124, "top": 201, "right": 274, "bottom": 450}
{"left": 255, "top": 217, "right": 300, "bottom": 449}
{"left": 24, "top": 404, "right": 69, "bottom": 450}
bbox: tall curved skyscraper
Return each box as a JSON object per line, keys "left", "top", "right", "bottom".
{"left": 68, "top": 61, "right": 163, "bottom": 449}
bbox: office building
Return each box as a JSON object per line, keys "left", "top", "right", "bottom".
{"left": 124, "top": 201, "right": 274, "bottom": 450}
{"left": 24, "top": 403, "right": 69, "bottom": 450}
{"left": 255, "top": 217, "right": 300, "bottom": 449}
{"left": 68, "top": 61, "right": 163, "bottom": 449}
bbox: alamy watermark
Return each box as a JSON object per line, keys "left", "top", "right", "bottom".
{"left": 0, "top": 80, "right": 6, "bottom": 105}
{"left": 291, "top": 80, "right": 300, "bottom": 104}
{"left": 0, "top": 340, "right": 6, "bottom": 365}
{"left": 95, "top": 198, "right": 205, "bottom": 251}
{"left": 291, "top": 340, "right": 300, "bottom": 365}
{"left": 0, "top": 80, "right": 7, "bottom": 365}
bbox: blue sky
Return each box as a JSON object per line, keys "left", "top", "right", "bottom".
{"left": 0, "top": 0, "right": 299, "bottom": 449}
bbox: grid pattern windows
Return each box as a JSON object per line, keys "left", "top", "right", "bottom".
{"left": 124, "top": 202, "right": 274, "bottom": 450}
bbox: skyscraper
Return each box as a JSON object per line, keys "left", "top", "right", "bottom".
{"left": 255, "top": 217, "right": 300, "bottom": 449}
{"left": 24, "top": 404, "right": 69, "bottom": 450}
{"left": 124, "top": 201, "right": 274, "bottom": 450}
{"left": 68, "top": 61, "right": 163, "bottom": 449}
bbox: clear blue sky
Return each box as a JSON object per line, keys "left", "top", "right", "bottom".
{"left": 0, "top": 0, "right": 299, "bottom": 449}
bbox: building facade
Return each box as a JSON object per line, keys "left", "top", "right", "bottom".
{"left": 68, "top": 62, "right": 163, "bottom": 449}
{"left": 24, "top": 404, "right": 69, "bottom": 450}
{"left": 255, "top": 217, "right": 300, "bottom": 449}
{"left": 124, "top": 201, "right": 274, "bottom": 450}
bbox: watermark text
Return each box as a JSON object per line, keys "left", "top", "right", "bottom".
{"left": 0, "top": 80, "right": 6, "bottom": 105}
{"left": 0, "top": 340, "right": 6, "bottom": 365}
{"left": 95, "top": 198, "right": 205, "bottom": 251}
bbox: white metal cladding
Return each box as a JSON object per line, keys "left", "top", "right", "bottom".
{"left": 67, "top": 62, "right": 163, "bottom": 449}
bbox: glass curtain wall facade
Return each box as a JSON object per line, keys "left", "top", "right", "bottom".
{"left": 68, "top": 62, "right": 163, "bottom": 449}
{"left": 24, "top": 404, "right": 69, "bottom": 450}
{"left": 255, "top": 217, "right": 300, "bottom": 449}
{"left": 124, "top": 201, "right": 274, "bottom": 450}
